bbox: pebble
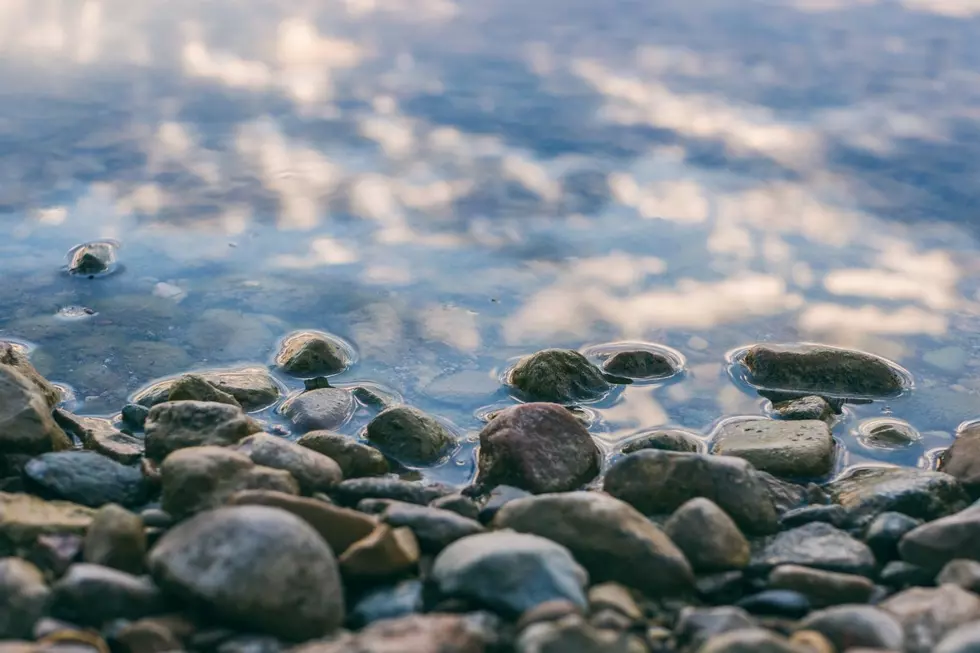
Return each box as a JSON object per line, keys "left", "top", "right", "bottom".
{"left": 588, "top": 583, "right": 642, "bottom": 621}
{"left": 0, "top": 492, "right": 93, "bottom": 556}
{"left": 429, "top": 493, "right": 481, "bottom": 520}
{"left": 864, "top": 511, "right": 923, "bottom": 562}
{"left": 750, "top": 522, "right": 876, "bottom": 577}
{"left": 332, "top": 478, "right": 454, "bottom": 507}
{"left": 339, "top": 524, "right": 420, "bottom": 581}
{"left": 898, "top": 502, "right": 980, "bottom": 570}
{"left": 768, "top": 565, "right": 875, "bottom": 607}
{"left": 53, "top": 412, "right": 144, "bottom": 464}
{"left": 936, "top": 621, "right": 980, "bottom": 653}
{"left": 712, "top": 419, "right": 836, "bottom": 478}
{"left": 296, "top": 431, "right": 389, "bottom": 478}
{"left": 167, "top": 374, "right": 241, "bottom": 407}
{"left": 349, "top": 579, "right": 423, "bottom": 628}
{"left": 516, "top": 614, "right": 640, "bottom": 653}
{"left": 621, "top": 428, "right": 706, "bottom": 454}
{"left": 880, "top": 584, "right": 980, "bottom": 653}
{"left": 381, "top": 502, "right": 485, "bottom": 553}
{"left": 674, "top": 606, "right": 756, "bottom": 651}
{"left": 68, "top": 240, "right": 116, "bottom": 275}
{"left": 507, "top": 349, "right": 611, "bottom": 403}
{"left": 771, "top": 396, "right": 834, "bottom": 422}
{"left": 879, "top": 560, "right": 934, "bottom": 588}
{"left": 779, "top": 504, "right": 848, "bottom": 529}
{"left": 144, "top": 401, "right": 261, "bottom": 461}
{"left": 478, "top": 485, "right": 531, "bottom": 524}
{"left": 365, "top": 406, "right": 457, "bottom": 466}
{"left": 0, "top": 343, "right": 62, "bottom": 409}
{"left": 121, "top": 404, "right": 150, "bottom": 430}
{"left": 602, "top": 350, "right": 678, "bottom": 379}
{"left": 275, "top": 331, "right": 351, "bottom": 377}
{"left": 937, "top": 559, "right": 980, "bottom": 592}
{"left": 797, "top": 605, "right": 904, "bottom": 651}
{"left": 82, "top": 504, "right": 146, "bottom": 574}
{"left": 735, "top": 590, "right": 811, "bottom": 618}
{"left": 697, "top": 628, "right": 798, "bottom": 653}
{"left": 0, "top": 557, "right": 49, "bottom": 639}
{"left": 24, "top": 451, "right": 150, "bottom": 509}
{"left": 111, "top": 616, "right": 190, "bottom": 653}
{"left": 234, "top": 433, "right": 342, "bottom": 495}
{"left": 664, "top": 497, "right": 750, "bottom": 573}
{"left": 0, "top": 365, "right": 71, "bottom": 455}
{"left": 938, "top": 421, "right": 980, "bottom": 497}
{"left": 788, "top": 630, "right": 836, "bottom": 653}
{"left": 856, "top": 418, "right": 921, "bottom": 451}
{"left": 50, "top": 563, "right": 166, "bottom": 626}
{"left": 290, "top": 613, "right": 500, "bottom": 653}
{"left": 279, "top": 388, "right": 355, "bottom": 433}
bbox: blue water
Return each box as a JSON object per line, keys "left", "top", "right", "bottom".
{"left": 2, "top": 0, "right": 980, "bottom": 485}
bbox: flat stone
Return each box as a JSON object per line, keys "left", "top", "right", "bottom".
{"left": 296, "top": 431, "right": 389, "bottom": 478}
{"left": 290, "top": 613, "right": 499, "bottom": 653}
{"left": 772, "top": 396, "right": 834, "bottom": 422}
{"left": 750, "top": 522, "right": 876, "bottom": 577}
{"left": 674, "top": 606, "right": 756, "bottom": 651}
{"left": 899, "top": 503, "right": 980, "bottom": 570}
{"left": 768, "top": 565, "right": 874, "bottom": 607}
{"left": 712, "top": 419, "right": 835, "bottom": 478}
{"left": 0, "top": 344, "right": 60, "bottom": 409}
{"left": 0, "top": 557, "right": 49, "bottom": 639}
{"left": 940, "top": 421, "right": 980, "bottom": 497}
{"left": 167, "top": 374, "right": 241, "bottom": 407}
{"left": 796, "top": 605, "right": 904, "bottom": 651}
{"left": 276, "top": 331, "right": 351, "bottom": 377}
{"left": 279, "top": 389, "right": 355, "bottom": 433}
{"left": 856, "top": 418, "right": 921, "bottom": 451}
{"left": 332, "top": 478, "right": 454, "bottom": 507}
{"left": 50, "top": 563, "right": 166, "bottom": 626}
{"left": 620, "top": 428, "right": 705, "bottom": 454}
{"left": 24, "top": 451, "right": 150, "bottom": 509}
{"left": 0, "top": 365, "right": 71, "bottom": 455}
{"left": 880, "top": 585, "right": 980, "bottom": 653}
{"left": 145, "top": 401, "right": 261, "bottom": 461}
{"left": 234, "top": 433, "right": 342, "bottom": 495}
{"left": 698, "top": 628, "right": 798, "bottom": 653}
{"left": 937, "top": 559, "right": 980, "bottom": 593}
{"left": 587, "top": 583, "right": 642, "bottom": 621}
{"left": 664, "top": 497, "right": 750, "bottom": 573}
{"left": 381, "top": 502, "right": 485, "bottom": 554}
{"left": 365, "top": 407, "right": 457, "bottom": 466}
{"left": 508, "top": 349, "right": 611, "bottom": 404}
{"left": 53, "top": 413, "right": 143, "bottom": 464}
{"left": 338, "top": 524, "right": 420, "bottom": 580}
{"left": 82, "top": 504, "right": 146, "bottom": 574}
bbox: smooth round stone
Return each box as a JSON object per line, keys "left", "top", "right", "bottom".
{"left": 664, "top": 497, "right": 750, "bottom": 573}
{"left": 937, "top": 559, "right": 980, "bottom": 593}
{"left": 698, "top": 628, "right": 798, "bottom": 653}
{"left": 0, "top": 558, "right": 49, "bottom": 639}
{"left": 121, "top": 404, "right": 150, "bottom": 430}
{"left": 936, "top": 621, "right": 980, "bottom": 653}
{"left": 768, "top": 565, "right": 875, "bottom": 608}
{"left": 24, "top": 451, "right": 149, "bottom": 509}
{"left": 674, "top": 606, "right": 756, "bottom": 651}
{"left": 349, "top": 579, "right": 423, "bottom": 628}
{"left": 83, "top": 504, "right": 146, "bottom": 575}
{"left": 880, "top": 585, "right": 980, "bottom": 653}
{"left": 332, "top": 478, "right": 454, "bottom": 508}
{"left": 621, "top": 428, "right": 705, "bottom": 454}
{"left": 898, "top": 503, "right": 980, "bottom": 570}
{"left": 381, "top": 502, "right": 485, "bottom": 554}
{"left": 750, "top": 523, "right": 875, "bottom": 577}
{"left": 365, "top": 406, "right": 457, "bottom": 467}
{"left": 507, "top": 349, "right": 611, "bottom": 404}
{"left": 50, "top": 563, "right": 165, "bottom": 627}
{"left": 234, "top": 433, "right": 342, "bottom": 495}
{"left": 864, "top": 511, "right": 923, "bottom": 562}
{"left": 429, "top": 493, "right": 480, "bottom": 520}
{"left": 880, "top": 560, "right": 934, "bottom": 588}
{"left": 276, "top": 331, "right": 352, "bottom": 377}
{"left": 279, "top": 389, "right": 355, "bottom": 433}
{"left": 736, "top": 590, "right": 810, "bottom": 618}
{"left": 601, "top": 350, "right": 678, "bottom": 379}
{"left": 797, "top": 605, "right": 904, "bottom": 651}
{"left": 478, "top": 485, "right": 531, "bottom": 524}
{"left": 779, "top": 504, "right": 848, "bottom": 529}
{"left": 296, "top": 431, "right": 389, "bottom": 479}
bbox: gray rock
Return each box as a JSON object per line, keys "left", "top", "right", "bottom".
{"left": 0, "top": 493, "right": 93, "bottom": 557}
{"left": 768, "top": 565, "right": 874, "bottom": 608}
{"left": 864, "top": 511, "right": 923, "bottom": 561}
{"left": 621, "top": 428, "right": 705, "bottom": 454}
{"left": 279, "top": 389, "right": 355, "bottom": 433}
{"left": 880, "top": 560, "right": 934, "bottom": 588}
{"left": 758, "top": 472, "right": 810, "bottom": 515}
{"left": 602, "top": 350, "right": 677, "bottom": 379}
{"left": 50, "top": 563, "right": 165, "bottom": 626}
{"left": 899, "top": 503, "right": 980, "bottom": 570}
{"left": 940, "top": 421, "right": 980, "bottom": 497}
{"left": 0, "top": 557, "right": 49, "bottom": 638}
{"left": 938, "top": 559, "right": 980, "bottom": 593}
{"left": 429, "top": 493, "right": 480, "bottom": 520}
{"left": 603, "top": 450, "right": 779, "bottom": 534}
{"left": 517, "top": 614, "right": 640, "bottom": 653}
{"left": 296, "top": 431, "right": 389, "bottom": 478}
{"left": 472, "top": 403, "right": 599, "bottom": 495}
{"left": 771, "top": 396, "right": 834, "bottom": 422}
{"left": 674, "top": 606, "right": 756, "bottom": 651}
{"left": 750, "top": 522, "right": 876, "bottom": 577}
{"left": 936, "top": 622, "right": 980, "bottom": 653}
{"left": 430, "top": 531, "right": 588, "bottom": 616}
{"left": 365, "top": 407, "right": 457, "bottom": 466}
{"left": 736, "top": 590, "right": 810, "bottom": 618}
{"left": 881, "top": 585, "right": 980, "bottom": 653}
{"left": 797, "top": 605, "right": 904, "bottom": 651}
{"left": 739, "top": 344, "right": 909, "bottom": 398}
{"left": 712, "top": 419, "right": 835, "bottom": 478}
{"left": 145, "top": 401, "right": 261, "bottom": 461}
{"left": 234, "top": 433, "right": 342, "bottom": 495}
{"left": 149, "top": 505, "right": 345, "bottom": 640}
{"left": 478, "top": 485, "right": 532, "bottom": 524}
{"left": 349, "top": 579, "right": 423, "bottom": 628}
{"left": 121, "top": 403, "right": 150, "bottom": 430}
{"left": 664, "top": 498, "right": 749, "bottom": 573}
{"left": 24, "top": 451, "right": 149, "bottom": 509}
{"left": 381, "top": 502, "right": 484, "bottom": 553}
{"left": 0, "top": 365, "right": 71, "bottom": 455}
{"left": 53, "top": 412, "right": 143, "bottom": 464}
{"left": 0, "top": 343, "right": 61, "bottom": 408}
{"left": 698, "top": 629, "right": 797, "bottom": 653}
{"left": 83, "top": 504, "right": 146, "bottom": 574}
{"left": 494, "top": 491, "right": 694, "bottom": 596}
{"left": 290, "top": 613, "right": 500, "bottom": 653}
{"left": 167, "top": 374, "right": 241, "bottom": 407}
{"left": 68, "top": 240, "right": 116, "bottom": 275}
{"left": 508, "top": 349, "right": 611, "bottom": 403}
{"left": 275, "top": 331, "right": 351, "bottom": 377}
{"left": 333, "top": 478, "right": 454, "bottom": 507}
{"left": 779, "top": 504, "right": 848, "bottom": 529}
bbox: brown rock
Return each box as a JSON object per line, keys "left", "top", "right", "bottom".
{"left": 0, "top": 343, "right": 60, "bottom": 408}
{"left": 234, "top": 433, "right": 343, "bottom": 495}
{"left": 0, "top": 366, "right": 70, "bottom": 455}
{"left": 664, "top": 498, "right": 750, "bottom": 572}
{"left": 338, "top": 524, "right": 420, "bottom": 580}
{"left": 880, "top": 585, "right": 980, "bottom": 653}
{"left": 82, "top": 504, "right": 146, "bottom": 574}
{"left": 0, "top": 493, "right": 93, "bottom": 557}
{"left": 297, "top": 431, "right": 389, "bottom": 478}
{"left": 290, "top": 613, "right": 498, "bottom": 653}
{"left": 145, "top": 401, "right": 261, "bottom": 461}
{"left": 167, "top": 374, "right": 241, "bottom": 407}
{"left": 54, "top": 412, "right": 143, "bottom": 464}
{"left": 768, "top": 565, "right": 874, "bottom": 608}
{"left": 940, "top": 422, "right": 980, "bottom": 497}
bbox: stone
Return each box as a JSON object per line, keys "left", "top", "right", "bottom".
{"left": 698, "top": 629, "right": 798, "bottom": 653}
{"left": 759, "top": 471, "right": 810, "bottom": 514}
{"left": 864, "top": 511, "right": 922, "bottom": 562}
{"left": 880, "top": 585, "right": 980, "bottom": 653}
{"left": 68, "top": 241, "right": 115, "bottom": 275}
{"left": 750, "top": 522, "right": 875, "bottom": 577}
{"left": 780, "top": 505, "right": 848, "bottom": 529}
{"left": 825, "top": 466, "right": 968, "bottom": 528}
{"left": 736, "top": 590, "right": 810, "bottom": 618}
{"left": 856, "top": 418, "right": 921, "bottom": 451}
{"left": 621, "top": 428, "right": 705, "bottom": 454}
{"left": 695, "top": 571, "right": 748, "bottom": 606}
{"left": 276, "top": 331, "right": 351, "bottom": 377}
{"left": 149, "top": 505, "right": 345, "bottom": 640}
{"left": 739, "top": 344, "right": 909, "bottom": 398}
{"left": 111, "top": 616, "right": 190, "bottom": 653}
{"left": 674, "top": 606, "right": 756, "bottom": 651}
{"left": 0, "top": 366, "right": 70, "bottom": 455}
{"left": 478, "top": 485, "right": 531, "bottom": 524}
{"left": 899, "top": 503, "right": 980, "bottom": 570}
{"left": 771, "top": 396, "right": 834, "bottom": 422}
{"left": 936, "top": 622, "right": 980, "bottom": 653}
{"left": 0, "top": 345, "right": 60, "bottom": 409}
{"left": 234, "top": 433, "right": 342, "bottom": 495}
{"left": 290, "top": 613, "right": 499, "bottom": 653}
{"left": 712, "top": 419, "right": 835, "bottom": 478}
{"left": 939, "top": 421, "right": 980, "bottom": 497}
{"left": 134, "top": 368, "right": 281, "bottom": 411}
{"left": 349, "top": 579, "right": 423, "bottom": 628}
{"left": 279, "top": 389, "right": 355, "bottom": 433}
{"left": 602, "top": 350, "right": 677, "bottom": 379}
{"left": 83, "top": 504, "right": 146, "bottom": 574}
{"left": 797, "top": 605, "right": 904, "bottom": 651}
{"left": 50, "top": 563, "right": 166, "bottom": 626}
{"left": 23, "top": 451, "right": 149, "bottom": 509}
{"left": 430, "top": 531, "right": 588, "bottom": 617}
{"left": 664, "top": 497, "right": 750, "bottom": 573}
{"left": 430, "top": 494, "right": 481, "bottom": 520}
{"left": 508, "top": 349, "right": 611, "bottom": 403}
{"left": 588, "top": 583, "right": 642, "bottom": 621}
{"left": 167, "top": 374, "right": 241, "bottom": 407}
{"left": 144, "top": 401, "right": 261, "bottom": 461}
{"left": 880, "top": 560, "right": 934, "bottom": 588}
{"left": 0, "top": 557, "right": 49, "bottom": 639}
{"left": 365, "top": 407, "right": 457, "bottom": 467}
{"left": 787, "top": 631, "right": 835, "bottom": 653}
{"left": 296, "top": 431, "right": 389, "bottom": 478}
{"left": 338, "top": 524, "right": 420, "bottom": 580}
{"left": 472, "top": 403, "right": 599, "bottom": 495}
{"left": 333, "top": 478, "right": 454, "bottom": 507}
{"left": 938, "top": 559, "right": 980, "bottom": 592}
{"left": 516, "top": 614, "right": 640, "bottom": 653}
{"left": 518, "top": 600, "right": 584, "bottom": 630}
{"left": 381, "top": 502, "right": 485, "bottom": 554}
{"left": 53, "top": 413, "right": 143, "bottom": 464}
{"left": 768, "top": 565, "right": 874, "bottom": 608}
{"left": 0, "top": 494, "right": 93, "bottom": 561}
{"left": 603, "top": 450, "right": 779, "bottom": 534}
{"left": 121, "top": 404, "right": 150, "bottom": 431}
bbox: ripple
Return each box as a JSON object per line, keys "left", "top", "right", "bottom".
{"left": 65, "top": 239, "right": 121, "bottom": 278}
{"left": 582, "top": 341, "right": 686, "bottom": 382}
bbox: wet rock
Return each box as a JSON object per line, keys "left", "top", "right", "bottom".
{"left": 365, "top": 407, "right": 457, "bottom": 466}
{"left": 712, "top": 419, "right": 835, "bottom": 478}
{"left": 780, "top": 504, "right": 848, "bottom": 529}
{"left": 602, "top": 350, "right": 678, "bottom": 379}
{"left": 750, "top": 523, "right": 876, "bottom": 577}
{"left": 50, "top": 563, "right": 165, "bottom": 626}
{"left": 797, "top": 605, "right": 904, "bottom": 651}
{"left": 508, "top": 349, "right": 611, "bottom": 403}
{"left": 937, "top": 559, "right": 980, "bottom": 592}
{"left": 144, "top": 401, "right": 261, "bottom": 461}
{"left": 674, "top": 606, "right": 756, "bottom": 651}
{"left": 880, "top": 560, "right": 934, "bottom": 588}
{"left": 864, "top": 511, "right": 922, "bottom": 562}
{"left": 121, "top": 404, "right": 150, "bottom": 431}
{"left": 517, "top": 600, "right": 583, "bottom": 630}
{"left": 234, "top": 433, "right": 342, "bottom": 495}
{"left": 516, "top": 614, "right": 641, "bottom": 653}
{"left": 495, "top": 491, "right": 694, "bottom": 595}
{"left": 333, "top": 478, "right": 454, "bottom": 507}
{"left": 381, "top": 502, "right": 485, "bottom": 554}
{"left": 23, "top": 451, "right": 149, "bottom": 509}
{"left": 68, "top": 241, "right": 116, "bottom": 275}
{"left": 430, "top": 531, "right": 588, "bottom": 616}
{"left": 291, "top": 613, "right": 499, "bottom": 653}
{"left": 167, "top": 374, "right": 241, "bottom": 407}
{"left": 880, "top": 585, "right": 980, "bottom": 653}
{"left": 0, "top": 365, "right": 71, "bottom": 455}
{"left": 856, "top": 418, "right": 921, "bottom": 451}
{"left": 736, "top": 589, "right": 810, "bottom": 618}
{"left": 771, "top": 396, "right": 834, "bottom": 422}
{"left": 296, "top": 431, "right": 389, "bottom": 478}
{"left": 0, "top": 557, "right": 49, "bottom": 639}
{"left": 338, "top": 524, "right": 420, "bottom": 581}
{"left": 768, "top": 565, "right": 874, "bottom": 608}
{"left": 898, "top": 502, "right": 980, "bottom": 570}
{"left": 620, "top": 428, "right": 705, "bottom": 454}
{"left": 430, "top": 493, "right": 481, "bottom": 520}
{"left": 472, "top": 403, "right": 599, "bottom": 495}
{"left": 478, "top": 485, "right": 531, "bottom": 524}
{"left": 936, "top": 622, "right": 980, "bottom": 653}
{"left": 134, "top": 368, "right": 281, "bottom": 411}
{"left": 53, "top": 412, "right": 143, "bottom": 464}
{"left": 939, "top": 421, "right": 980, "bottom": 497}
{"left": 759, "top": 472, "right": 810, "bottom": 515}
{"left": 0, "top": 493, "right": 93, "bottom": 558}
{"left": 695, "top": 571, "right": 749, "bottom": 606}
{"left": 350, "top": 579, "right": 423, "bottom": 628}
{"left": 787, "top": 631, "right": 835, "bottom": 653}
{"left": 664, "top": 497, "right": 749, "bottom": 573}
{"left": 825, "top": 466, "right": 968, "bottom": 528}
{"left": 111, "top": 616, "right": 191, "bottom": 653}
{"left": 588, "top": 583, "right": 642, "bottom": 621}
{"left": 82, "top": 504, "right": 146, "bottom": 574}
{"left": 0, "top": 344, "right": 61, "bottom": 409}
{"left": 698, "top": 628, "right": 797, "bottom": 653}
{"left": 279, "top": 389, "right": 355, "bottom": 433}
{"left": 149, "top": 505, "right": 345, "bottom": 640}
{"left": 603, "top": 450, "right": 779, "bottom": 534}
{"left": 739, "top": 344, "right": 908, "bottom": 398}
{"left": 276, "top": 331, "right": 351, "bottom": 377}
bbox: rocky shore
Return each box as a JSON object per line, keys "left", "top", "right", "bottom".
{"left": 1, "top": 336, "right": 980, "bottom": 653}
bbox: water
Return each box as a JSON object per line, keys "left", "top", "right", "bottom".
{"left": 2, "top": 0, "right": 980, "bottom": 486}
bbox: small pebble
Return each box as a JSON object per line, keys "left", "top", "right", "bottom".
{"left": 736, "top": 590, "right": 811, "bottom": 618}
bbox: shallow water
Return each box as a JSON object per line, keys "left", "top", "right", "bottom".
{"left": 2, "top": 0, "right": 980, "bottom": 486}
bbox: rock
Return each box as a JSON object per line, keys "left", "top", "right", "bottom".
{"left": 333, "top": 478, "right": 454, "bottom": 507}
{"left": 478, "top": 485, "right": 531, "bottom": 524}
{"left": 856, "top": 418, "right": 921, "bottom": 451}
{"left": 938, "top": 559, "right": 980, "bottom": 592}
{"left": 603, "top": 450, "right": 779, "bottom": 534}
{"left": 83, "top": 504, "right": 146, "bottom": 574}
{"left": 276, "top": 331, "right": 351, "bottom": 377}
{"left": 167, "top": 374, "right": 241, "bottom": 407}
{"left": 290, "top": 613, "right": 499, "bottom": 653}
{"left": 350, "top": 579, "right": 423, "bottom": 628}
{"left": 697, "top": 628, "right": 798, "bottom": 653}
{"left": 771, "top": 396, "right": 834, "bottom": 422}
{"left": 111, "top": 616, "right": 191, "bottom": 653}
{"left": 430, "top": 494, "right": 481, "bottom": 520}
{"left": 508, "top": 349, "right": 611, "bottom": 403}
{"left": 381, "top": 502, "right": 485, "bottom": 554}
{"left": 338, "top": 524, "right": 420, "bottom": 580}
{"left": 750, "top": 523, "right": 875, "bottom": 577}
{"left": 23, "top": 451, "right": 149, "bottom": 509}
{"left": 936, "top": 622, "right": 980, "bottom": 653}
{"left": 518, "top": 600, "right": 584, "bottom": 629}
{"left": 472, "top": 403, "right": 599, "bottom": 495}
{"left": 880, "top": 585, "right": 980, "bottom": 653}
{"left": 695, "top": 571, "right": 748, "bottom": 606}
{"left": 588, "top": 583, "right": 642, "bottom": 621}
{"left": 53, "top": 412, "right": 143, "bottom": 464}
{"left": 602, "top": 350, "right": 678, "bottom": 379}
{"left": 50, "top": 563, "right": 166, "bottom": 626}
{"left": 68, "top": 240, "right": 116, "bottom": 275}
{"left": 494, "top": 491, "right": 693, "bottom": 595}
{"left": 228, "top": 490, "right": 376, "bottom": 555}
{"left": 674, "top": 606, "right": 757, "bottom": 651}
{"left": 880, "top": 560, "right": 934, "bottom": 588}
{"left": 234, "top": 433, "right": 342, "bottom": 495}
{"left": 145, "top": 401, "right": 261, "bottom": 461}
{"left": 664, "top": 498, "right": 750, "bottom": 573}
{"left": 160, "top": 446, "right": 298, "bottom": 519}
{"left": 768, "top": 565, "right": 874, "bottom": 608}
{"left": 0, "top": 344, "right": 60, "bottom": 408}
{"left": 0, "top": 366, "right": 70, "bottom": 454}
{"left": 825, "top": 466, "right": 968, "bottom": 528}
{"left": 939, "top": 421, "right": 980, "bottom": 497}
{"left": 134, "top": 368, "right": 281, "bottom": 411}
{"left": 516, "top": 614, "right": 640, "bottom": 653}
{"left": 780, "top": 505, "right": 848, "bottom": 529}
{"left": 711, "top": 419, "right": 836, "bottom": 478}
{"left": 296, "top": 432, "right": 389, "bottom": 478}
{"left": 736, "top": 590, "right": 810, "bottom": 618}
{"left": 864, "top": 511, "right": 922, "bottom": 562}
{"left": 430, "top": 531, "right": 588, "bottom": 616}
{"left": 899, "top": 503, "right": 980, "bottom": 570}
{"left": 787, "top": 631, "right": 835, "bottom": 653}
{"left": 0, "top": 557, "right": 49, "bottom": 638}
{"left": 365, "top": 407, "right": 456, "bottom": 467}
{"left": 0, "top": 493, "right": 93, "bottom": 557}
{"left": 149, "top": 505, "right": 345, "bottom": 640}
{"left": 621, "top": 428, "right": 705, "bottom": 454}
{"left": 279, "top": 389, "right": 355, "bottom": 433}
{"left": 121, "top": 404, "right": 150, "bottom": 431}
{"left": 739, "top": 344, "right": 909, "bottom": 398}
{"left": 797, "top": 605, "right": 904, "bottom": 651}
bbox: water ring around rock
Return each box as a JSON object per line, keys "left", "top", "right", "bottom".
{"left": 582, "top": 341, "right": 687, "bottom": 383}
{"left": 64, "top": 239, "right": 122, "bottom": 278}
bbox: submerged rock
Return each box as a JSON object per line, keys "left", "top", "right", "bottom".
{"left": 275, "top": 331, "right": 351, "bottom": 377}
{"left": 711, "top": 419, "right": 836, "bottom": 478}
{"left": 234, "top": 433, "right": 342, "bottom": 495}
{"left": 601, "top": 349, "right": 678, "bottom": 379}
{"left": 0, "top": 343, "right": 61, "bottom": 408}
{"left": 365, "top": 407, "right": 457, "bottom": 466}
{"left": 297, "top": 431, "right": 389, "bottom": 478}
{"left": 23, "top": 451, "right": 149, "bottom": 509}
{"left": 939, "top": 420, "right": 980, "bottom": 497}
{"left": 508, "top": 349, "right": 611, "bottom": 403}
{"left": 0, "top": 365, "right": 71, "bottom": 455}
{"left": 144, "top": 401, "right": 261, "bottom": 461}
{"left": 280, "top": 388, "right": 355, "bottom": 433}
{"left": 855, "top": 418, "right": 921, "bottom": 451}
{"left": 167, "top": 374, "right": 241, "bottom": 407}
{"left": 620, "top": 428, "right": 705, "bottom": 454}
